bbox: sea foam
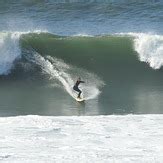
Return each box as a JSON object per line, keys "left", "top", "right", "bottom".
{"left": 0, "top": 32, "right": 21, "bottom": 75}
{"left": 0, "top": 115, "right": 162, "bottom": 162}
{"left": 131, "top": 33, "right": 163, "bottom": 69}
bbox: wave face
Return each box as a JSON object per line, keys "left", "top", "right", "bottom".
{"left": 20, "top": 32, "right": 135, "bottom": 102}
{"left": 20, "top": 32, "right": 163, "bottom": 71}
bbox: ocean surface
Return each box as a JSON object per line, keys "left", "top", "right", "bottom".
{"left": 0, "top": 1, "right": 163, "bottom": 162}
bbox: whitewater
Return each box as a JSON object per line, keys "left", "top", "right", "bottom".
{"left": 0, "top": 115, "right": 162, "bottom": 162}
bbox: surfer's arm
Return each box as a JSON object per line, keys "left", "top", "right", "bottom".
{"left": 80, "top": 81, "right": 85, "bottom": 83}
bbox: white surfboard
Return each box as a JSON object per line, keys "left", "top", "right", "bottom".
{"left": 73, "top": 91, "right": 85, "bottom": 102}
{"left": 75, "top": 97, "right": 85, "bottom": 102}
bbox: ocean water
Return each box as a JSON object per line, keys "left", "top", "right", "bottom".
{"left": 0, "top": 1, "right": 163, "bottom": 162}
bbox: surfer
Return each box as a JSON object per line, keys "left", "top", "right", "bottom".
{"left": 73, "top": 77, "right": 85, "bottom": 98}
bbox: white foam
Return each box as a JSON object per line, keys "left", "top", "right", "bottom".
{"left": 72, "top": 33, "right": 93, "bottom": 37}
{"left": 0, "top": 114, "right": 162, "bottom": 162}
{"left": 0, "top": 30, "right": 48, "bottom": 75}
{"left": 0, "top": 32, "right": 21, "bottom": 74}
{"left": 129, "top": 33, "right": 163, "bottom": 69}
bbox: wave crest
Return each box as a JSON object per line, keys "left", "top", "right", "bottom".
{"left": 132, "top": 33, "right": 163, "bottom": 69}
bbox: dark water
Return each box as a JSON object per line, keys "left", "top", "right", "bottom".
{"left": 0, "top": 0, "right": 163, "bottom": 35}
{"left": 0, "top": 1, "right": 163, "bottom": 116}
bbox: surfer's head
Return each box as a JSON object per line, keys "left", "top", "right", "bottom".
{"left": 78, "top": 77, "right": 81, "bottom": 81}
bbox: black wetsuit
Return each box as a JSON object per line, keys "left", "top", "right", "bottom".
{"left": 73, "top": 80, "right": 84, "bottom": 98}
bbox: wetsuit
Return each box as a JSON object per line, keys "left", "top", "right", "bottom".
{"left": 73, "top": 80, "right": 84, "bottom": 98}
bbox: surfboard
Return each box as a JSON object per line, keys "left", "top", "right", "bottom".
{"left": 75, "top": 97, "right": 85, "bottom": 102}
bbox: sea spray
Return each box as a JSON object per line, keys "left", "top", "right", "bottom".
{"left": 0, "top": 32, "right": 21, "bottom": 75}
{"left": 24, "top": 51, "right": 104, "bottom": 100}
{"left": 131, "top": 33, "right": 163, "bottom": 69}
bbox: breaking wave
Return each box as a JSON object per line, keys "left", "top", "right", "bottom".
{"left": 1, "top": 30, "right": 163, "bottom": 100}
{"left": 131, "top": 33, "right": 163, "bottom": 69}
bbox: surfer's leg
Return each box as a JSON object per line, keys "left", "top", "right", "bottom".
{"left": 78, "top": 90, "right": 82, "bottom": 98}
{"left": 75, "top": 88, "right": 81, "bottom": 98}
{"left": 73, "top": 86, "right": 82, "bottom": 98}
